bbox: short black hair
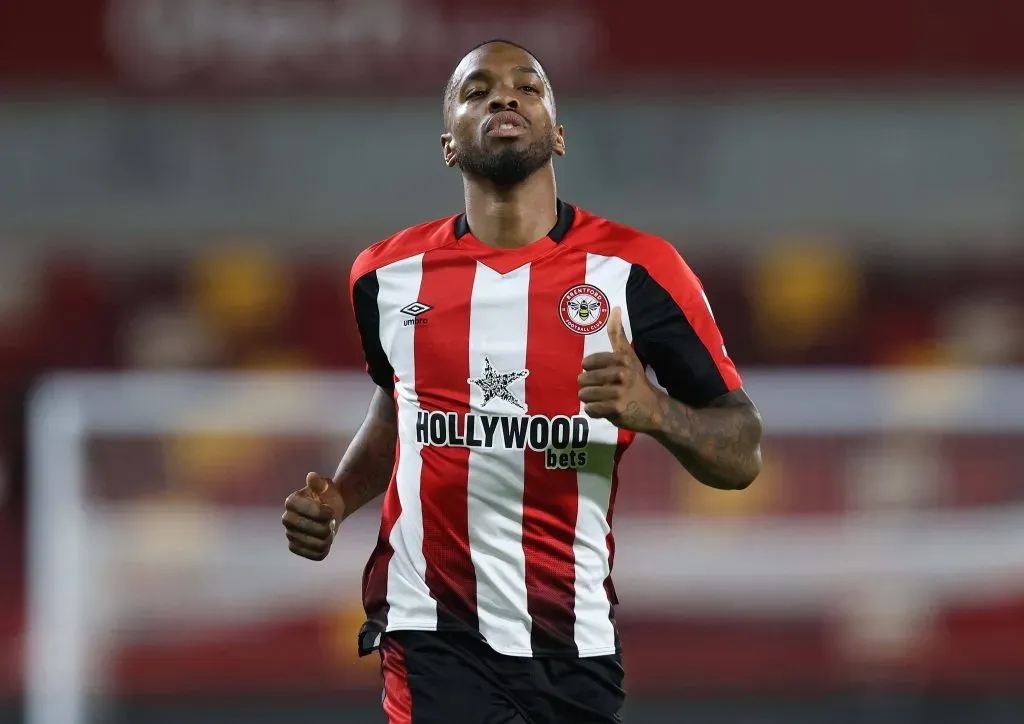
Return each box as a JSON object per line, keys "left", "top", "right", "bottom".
{"left": 442, "top": 39, "right": 552, "bottom": 125}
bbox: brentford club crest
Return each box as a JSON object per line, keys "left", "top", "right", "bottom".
{"left": 559, "top": 284, "right": 610, "bottom": 335}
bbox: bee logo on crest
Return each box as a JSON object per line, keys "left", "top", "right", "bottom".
{"left": 559, "top": 284, "right": 610, "bottom": 335}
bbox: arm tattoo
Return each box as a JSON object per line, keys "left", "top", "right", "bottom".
{"left": 649, "top": 390, "right": 763, "bottom": 490}
{"left": 334, "top": 388, "right": 398, "bottom": 517}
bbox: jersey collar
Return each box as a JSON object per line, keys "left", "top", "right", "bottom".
{"left": 453, "top": 198, "right": 576, "bottom": 243}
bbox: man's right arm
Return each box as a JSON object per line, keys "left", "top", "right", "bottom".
{"left": 284, "top": 254, "right": 400, "bottom": 559}
{"left": 333, "top": 387, "right": 398, "bottom": 519}
{"left": 283, "top": 387, "right": 396, "bottom": 560}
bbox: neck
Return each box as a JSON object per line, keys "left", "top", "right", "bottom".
{"left": 462, "top": 165, "right": 558, "bottom": 248}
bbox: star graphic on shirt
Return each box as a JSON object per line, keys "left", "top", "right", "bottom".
{"left": 468, "top": 357, "right": 530, "bottom": 411}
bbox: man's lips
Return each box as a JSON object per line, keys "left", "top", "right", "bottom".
{"left": 485, "top": 110, "right": 528, "bottom": 138}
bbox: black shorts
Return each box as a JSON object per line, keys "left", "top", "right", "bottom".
{"left": 379, "top": 630, "right": 625, "bottom": 724}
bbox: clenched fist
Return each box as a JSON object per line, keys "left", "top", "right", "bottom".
{"left": 282, "top": 472, "right": 347, "bottom": 561}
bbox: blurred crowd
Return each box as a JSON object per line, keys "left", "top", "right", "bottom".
{"left": 4, "top": 0, "right": 1024, "bottom": 718}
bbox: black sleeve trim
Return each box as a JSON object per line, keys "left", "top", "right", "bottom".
{"left": 352, "top": 271, "right": 395, "bottom": 391}
{"left": 626, "top": 264, "right": 729, "bottom": 407}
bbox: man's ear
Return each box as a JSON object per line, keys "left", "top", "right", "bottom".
{"left": 441, "top": 133, "right": 458, "bottom": 168}
{"left": 553, "top": 125, "right": 566, "bottom": 157}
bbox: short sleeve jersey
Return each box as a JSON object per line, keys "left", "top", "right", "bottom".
{"left": 350, "top": 199, "right": 742, "bottom": 659}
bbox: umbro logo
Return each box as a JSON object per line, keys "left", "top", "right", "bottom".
{"left": 401, "top": 302, "right": 431, "bottom": 317}
{"left": 401, "top": 301, "right": 431, "bottom": 327}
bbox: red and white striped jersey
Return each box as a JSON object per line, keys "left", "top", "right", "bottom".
{"left": 350, "top": 200, "right": 742, "bottom": 658}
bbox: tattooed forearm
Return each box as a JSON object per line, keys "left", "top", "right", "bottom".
{"left": 646, "top": 390, "right": 763, "bottom": 490}
{"left": 333, "top": 388, "right": 398, "bottom": 518}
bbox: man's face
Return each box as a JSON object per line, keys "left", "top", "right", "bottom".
{"left": 441, "top": 43, "right": 565, "bottom": 186}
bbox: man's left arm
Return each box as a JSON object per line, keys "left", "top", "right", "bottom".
{"left": 645, "top": 386, "right": 762, "bottom": 490}
{"left": 578, "top": 258, "right": 762, "bottom": 490}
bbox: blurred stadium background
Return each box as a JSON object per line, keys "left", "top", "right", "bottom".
{"left": 2, "top": 1, "right": 1024, "bottom": 722}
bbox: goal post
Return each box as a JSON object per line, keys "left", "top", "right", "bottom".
{"left": 25, "top": 369, "right": 1024, "bottom": 724}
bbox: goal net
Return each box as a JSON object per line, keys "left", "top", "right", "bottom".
{"left": 25, "top": 369, "right": 1024, "bottom": 723}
